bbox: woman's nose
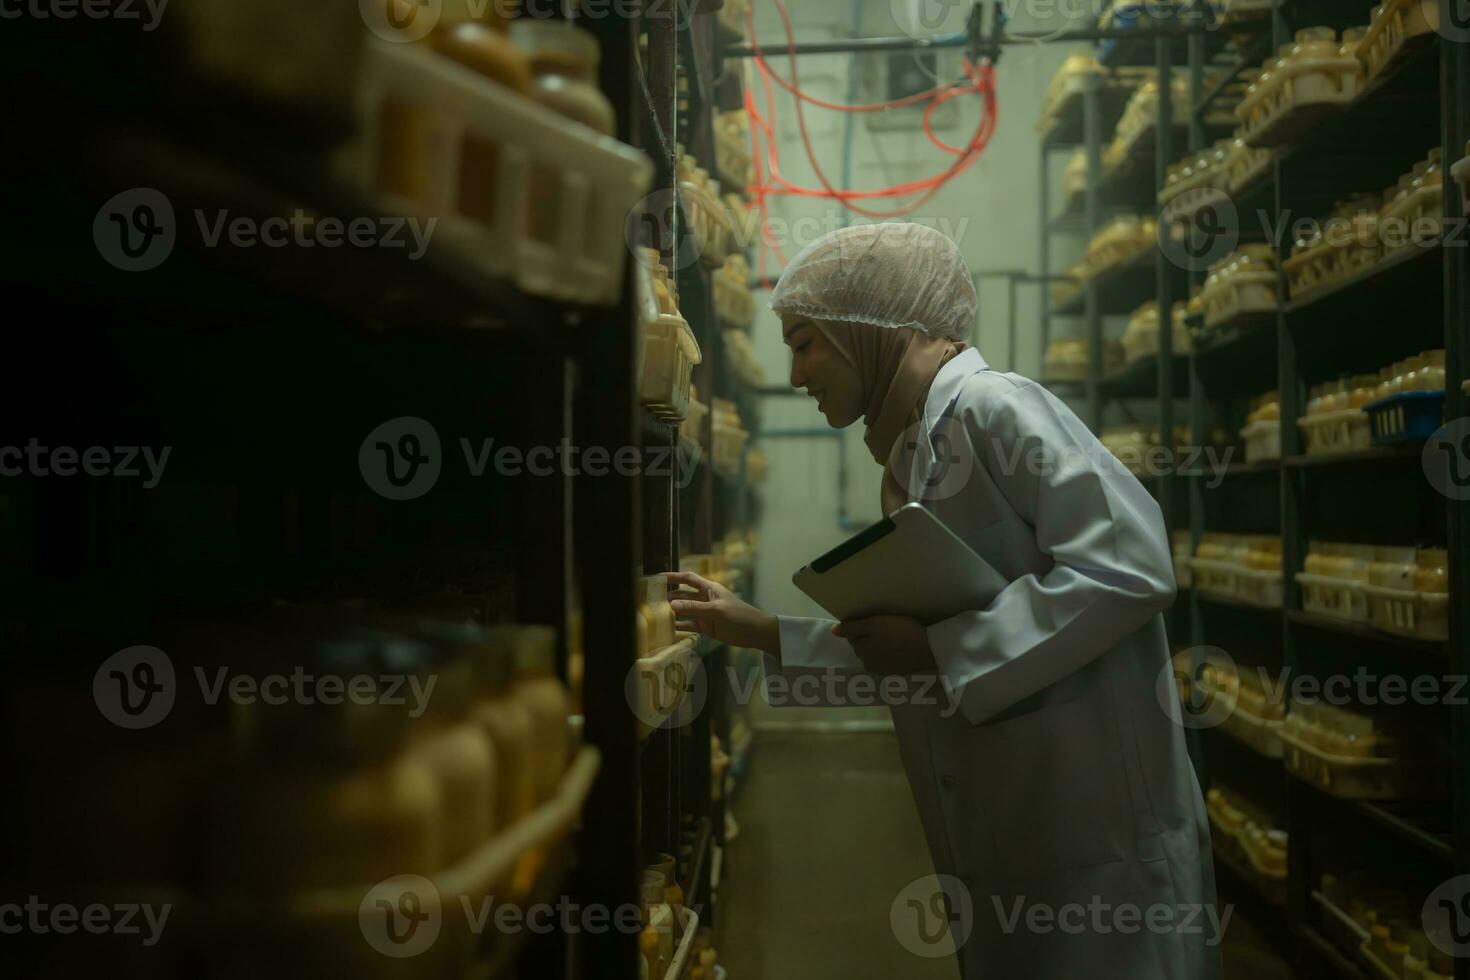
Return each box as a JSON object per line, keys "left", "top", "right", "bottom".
{"left": 789, "top": 359, "right": 805, "bottom": 390}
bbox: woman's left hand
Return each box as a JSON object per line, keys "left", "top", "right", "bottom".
{"left": 832, "top": 615, "right": 938, "bottom": 675}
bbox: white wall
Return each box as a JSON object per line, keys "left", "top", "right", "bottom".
{"left": 742, "top": 0, "right": 1090, "bottom": 726}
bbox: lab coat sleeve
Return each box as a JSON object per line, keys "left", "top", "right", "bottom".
{"left": 776, "top": 615, "right": 865, "bottom": 670}
{"left": 761, "top": 617, "right": 869, "bottom": 709}
{"left": 926, "top": 381, "right": 1177, "bottom": 725}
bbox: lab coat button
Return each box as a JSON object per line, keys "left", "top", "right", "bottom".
{"left": 940, "top": 774, "right": 957, "bottom": 789}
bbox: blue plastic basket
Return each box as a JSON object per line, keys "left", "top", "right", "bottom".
{"left": 1363, "top": 391, "right": 1444, "bottom": 445}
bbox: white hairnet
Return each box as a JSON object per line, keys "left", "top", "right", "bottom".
{"left": 769, "top": 222, "right": 976, "bottom": 342}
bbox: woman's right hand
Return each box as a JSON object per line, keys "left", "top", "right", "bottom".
{"left": 664, "top": 571, "right": 780, "bottom": 655}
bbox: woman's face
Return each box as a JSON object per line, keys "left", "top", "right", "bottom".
{"left": 782, "top": 315, "right": 864, "bottom": 427}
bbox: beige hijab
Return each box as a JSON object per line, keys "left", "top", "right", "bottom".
{"left": 812, "top": 319, "right": 966, "bottom": 515}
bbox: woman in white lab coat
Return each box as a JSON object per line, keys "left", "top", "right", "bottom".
{"left": 668, "top": 223, "right": 1223, "bottom": 980}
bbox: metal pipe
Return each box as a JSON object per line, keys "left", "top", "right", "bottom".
{"left": 724, "top": 24, "right": 1229, "bottom": 58}
{"left": 1155, "top": 29, "right": 1176, "bottom": 543}
{"left": 1083, "top": 72, "right": 1104, "bottom": 433}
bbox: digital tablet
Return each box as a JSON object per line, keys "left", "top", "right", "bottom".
{"left": 792, "top": 503, "right": 1010, "bottom": 625}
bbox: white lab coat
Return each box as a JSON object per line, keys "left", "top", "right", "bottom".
{"left": 776, "top": 349, "right": 1223, "bottom": 980}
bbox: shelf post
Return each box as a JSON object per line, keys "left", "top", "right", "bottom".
{"left": 1156, "top": 30, "right": 1177, "bottom": 546}
{"left": 1040, "top": 139, "right": 1052, "bottom": 356}
{"left": 577, "top": 11, "right": 643, "bottom": 980}
{"left": 1084, "top": 71, "right": 1104, "bottom": 432}
{"left": 1441, "top": 31, "right": 1470, "bottom": 966}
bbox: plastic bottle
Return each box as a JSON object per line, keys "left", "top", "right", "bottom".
{"left": 430, "top": 13, "right": 533, "bottom": 223}
{"left": 470, "top": 633, "right": 536, "bottom": 835}
{"left": 207, "top": 640, "right": 445, "bottom": 892}
{"left": 489, "top": 625, "right": 570, "bottom": 803}
{"left": 642, "top": 870, "right": 674, "bottom": 975}
{"left": 388, "top": 626, "right": 498, "bottom": 864}
{"left": 509, "top": 19, "right": 617, "bottom": 244}
{"left": 640, "top": 924, "right": 661, "bottom": 980}
{"left": 378, "top": 0, "right": 529, "bottom": 208}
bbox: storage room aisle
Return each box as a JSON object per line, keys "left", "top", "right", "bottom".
{"left": 715, "top": 730, "right": 1298, "bottom": 980}
{"left": 716, "top": 731, "right": 954, "bottom": 979}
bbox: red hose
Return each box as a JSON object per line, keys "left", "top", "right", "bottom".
{"left": 737, "top": 0, "right": 999, "bottom": 252}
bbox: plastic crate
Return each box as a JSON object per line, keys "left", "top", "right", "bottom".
{"left": 678, "top": 397, "right": 707, "bottom": 451}
{"left": 1236, "top": 566, "right": 1284, "bottom": 608}
{"left": 1189, "top": 557, "right": 1239, "bottom": 599}
{"left": 1239, "top": 833, "right": 1288, "bottom": 906}
{"left": 679, "top": 180, "right": 732, "bottom": 269}
{"left": 634, "top": 636, "right": 698, "bottom": 740}
{"left": 1237, "top": 52, "right": 1364, "bottom": 148}
{"left": 1454, "top": 144, "right": 1470, "bottom": 218}
{"left": 1203, "top": 271, "right": 1279, "bottom": 328}
{"left": 712, "top": 424, "right": 748, "bottom": 478}
{"left": 357, "top": 36, "right": 653, "bottom": 307}
{"left": 1280, "top": 727, "right": 1444, "bottom": 799}
{"left": 1297, "top": 572, "right": 1370, "bottom": 622}
{"left": 1314, "top": 890, "right": 1371, "bottom": 958}
{"left": 1357, "top": 0, "right": 1441, "bottom": 83}
{"left": 1363, "top": 390, "right": 1444, "bottom": 444}
{"left": 1240, "top": 419, "right": 1282, "bottom": 463}
{"left": 1379, "top": 180, "right": 1444, "bottom": 254}
{"left": 640, "top": 314, "right": 702, "bottom": 421}
{"left": 716, "top": 0, "right": 748, "bottom": 40}
{"left": 715, "top": 124, "right": 753, "bottom": 194}
{"left": 202, "top": 747, "right": 601, "bottom": 976}
{"left": 1283, "top": 227, "right": 1381, "bottom": 301}
{"left": 1227, "top": 141, "right": 1275, "bottom": 194}
{"left": 1298, "top": 409, "right": 1372, "bottom": 455}
{"left": 1361, "top": 582, "right": 1449, "bottom": 641}
{"left": 1175, "top": 559, "right": 1193, "bottom": 590}
{"left": 713, "top": 270, "right": 754, "bottom": 331}
{"left": 1220, "top": 699, "right": 1286, "bottom": 759}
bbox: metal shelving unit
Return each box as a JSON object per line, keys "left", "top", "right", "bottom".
{"left": 2, "top": 7, "right": 747, "bottom": 979}
{"left": 1176, "top": 3, "right": 1469, "bottom": 977}
{"left": 1045, "top": 3, "right": 1468, "bottom": 976}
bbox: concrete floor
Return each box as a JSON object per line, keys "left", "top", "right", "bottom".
{"left": 715, "top": 730, "right": 1298, "bottom": 980}
{"left": 717, "top": 730, "right": 957, "bottom": 979}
